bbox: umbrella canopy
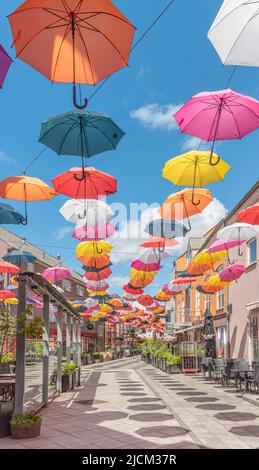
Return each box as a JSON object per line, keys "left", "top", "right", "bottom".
{"left": 59, "top": 199, "right": 113, "bottom": 225}
{"left": 163, "top": 151, "right": 230, "bottom": 194}
{"left": 203, "top": 307, "right": 216, "bottom": 358}
{"left": 208, "top": 239, "right": 244, "bottom": 253}
{"left": 3, "top": 250, "right": 36, "bottom": 267}
{"left": 0, "top": 290, "right": 17, "bottom": 300}
{"left": 238, "top": 203, "right": 259, "bottom": 225}
{"left": 73, "top": 223, "right": 116, "bottom": 241}
{"left": 85, "top": 282, "right": 109, "bottom": 292}
{"left": 0, "top": 261, "right": 20, "bottom": 274}
{"left": 131, "top": 260, "right": 161, "bottom": 272}
{"left": 42, "top": 267, "right": 71, "bottom": 282}
{"left": 145, "top": 219, "right": 188, "bottom": 238}
{"left": 76, "top": 241, "right": 112, "bottom": 258}
{"left": 9, "top": 0, "right": 135, "bottom": 107}
{"left": 0, "top": 202, "right": 26, "bottom": 225}
{"left": 140, "top": 237, "right": 179, "bottom": 250}
{"left": 84, "top": 267, "right": 112, "bottom": 281}
{"left": 52, "top": 167, "right": 117, "bottom": 199}
{"left": 81, "top": 257, "right": 111, "bottom": 270}
{"left": 84, "top": 279, "right": 108, "bottom": 289}
{"left": 40, "top": 110, "right": 124, "bottom": 171}
{"left": 138, "top": 295, "right": 154, "bottom": 307}
{"left": 217, "top": 223, "right": 259, "bottom": 256}
{"left": 4, "top": 297, "right": 18, "bottom": 305}
{"left": 206, "top": 275, "right": 229, "bottom": 287}
{"left": 0, "top": 175, "right": 56, "bottom": 224}
{"left": 123, "top": 285, "right": 144, "bottom": 295}
{"left": 138, "top": 248, "right": 171, "bottom": 264}
{"left": 0, "top": 44, "right": 12, "bottom": 88}
{"left": 172, "top": 276, "right": 197, "bottom": 285}
{"left": 219, "top": 264, "right": 246, "bottom": 283}
{"left": 201, "top": 282, "right": 223, "bottom": 294}
{"left": 160, "top": 188, "right": 213, "bottom": 228}
{"left": 191, "top": 249, "right": 227, "bottom": 270}
{"left": 208, "top": 0, "right": 259, "bottom": 67}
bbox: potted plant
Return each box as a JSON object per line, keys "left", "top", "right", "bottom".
{"left": 166, "top": 355, "right": 182, "bottom": 374}
{"left": 81, "top": 352, "right": 88, "bottom": 366}
{"left": 61, "top": 362, "right": 78, "bottom": 392}
{"left": 0, "top": 306, "right": 16, "bottom": 374}
{"left": 10, "top": 412, "right": 42, "bottom": 439}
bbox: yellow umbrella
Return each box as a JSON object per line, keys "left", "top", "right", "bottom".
{"left": 75, "top": 241, "right": 112, "bottom": 258}
{"left": 162, "top": 150, "right": 230, "bottom": 188}
{"left": 193, "top": 249, "right": 227, "bottom": 271}
{"left": 207, "top": 275, "right": 229, "bottom": 287}
{"left": 3, "top": 298, "right": 19, "bottom": 305}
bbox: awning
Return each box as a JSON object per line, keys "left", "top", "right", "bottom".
{"left": 174, "top": 323, "right": 203, "bottom": 334}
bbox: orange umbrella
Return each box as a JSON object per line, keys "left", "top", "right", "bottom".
{"left": 79, "top": 254, "right": 111, "bottom": 269}
{"left": 159, "top": 188, "right": 212, "bottom": 230}
{"left": 0, "top": 261, "right": 20, "bottom": 274}
{"left": 9, "top": 0, "right": 135, "bottom": 108}
{"left": 201, "top": 282, "right": 223, "bottom": 294}
{"left": 0, "top": 175, "right": 56, "bottom": 224}
{"left": 140, "top": 237, "right": 179, "bottom": 250}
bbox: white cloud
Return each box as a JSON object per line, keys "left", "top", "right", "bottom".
{"left": 54, "top": 226, "right": 73, "bottom": 240}
{"left": 109, "top": 276, "right": 129, "bottom": 287}
{"left": 130, "top": 103, "right": 182, "bottom": 131}
{"left": 180, "top": 136, "right": 210, "bottom": 152}
{"left": 0, "top": 151, "right": 17, "bottom": 165}
{"left": 189, "top": 198, "right": 227, "bottom": 237}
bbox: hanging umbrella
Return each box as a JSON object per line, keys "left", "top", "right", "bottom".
{"left": 208, "top": 239, "right": 245, "bottom": 265}
{"left": 3, "top": 250, "right": 36, "bottom": 267}
{"left": 0, "top": 202, "right": 26, "bottom": 225}
{"left": 172, "top": 276, "right": 197, "bottom": 285}
{"left": 123, "top": 285, "right": 144, "bottom": 295}
{"left": 131, "top": 260, "right": 161, "bottom": 272}
{"left": 0, "top": 290, "right": 17, "bottom": 300}
{"left": 238, "top": 203, "right": 259, "bottom": 225}
{"left": 206, "top": 275, "right": 229, "bottom": 287}
{"left": 9, "top": 0, "right": 135, "bottom": 108}
{"left": 217, "top": 223, "right": 259, "bottom": 256}
{"left": 145, "top": 218, "right": 188, "bottom": 238}
{"left": 84, "top": 267, "right": 112, "bottom": 281}
{"left": 81, "top": 258, "right": 112, "bottom": 270}
{"left": 140, "top": 237, "right": 179, "bottom": 251}
{"left": 0, "top": 175, "right": 57, "bottom": 224}
{"left": 208, "top": 0, "right": 259, "bottom": 67}
{"left": 203, "top": 307, "right": 216, "bottom": 358}
{"left": 138, "top": 295, "right": 154, "bottom": 307}
{"left": 162, "top": 285, "right": 182, "bottom": 296}
{"left": 41, "top": 110, "right": 124, "bottom": 176}
{"left": 52, "top": 166, "right": 117, "bottom": 197}
{"left": 42, "top": 266, "right": 71, "bottom": 282}
{"left": 0, "top": 261, "right": 20, "bottom": 274}
{"left": 159, "top": 188, "right": 213, "bottom": 228}
{"left": 188, "top": 260, "right": 212, "bottom": 276}
{"left": 219, "top": 264, "right": 246, "bottom": 283}
{"left": 85, "top": 298, "right": 99, "bottom": 308}
{"left": 0, "top": 44, "right": 12, "bottom": 88}
{"left": 85, "top": 282, "right": 109, "bottom": 292}
{"left": 162, "top": 150, "right": 230, "bottom": 203}
{"left": 174, "top": 89, "right": 259, "bottom": 165}
{"left": 84, "top": 279, "right": 108, "bottom": 289}
{"left": 76, "top": 241, "right": 112, "bottom": 258}
{"left": 201, "top": 282, "right": 223, "bottom": 294}
{"left": 139, "top": 248, "right": 175, "bottom": 264}
{"left": 59, "top": 198, "right": 113, "bottom": 224}
{"left": 4, "top": 297, "right": 18, "bottom": 305}
{"left": 73, "top": 223, "right": 116, "bottom": 241}
{"left": 190, "top": 249, "right": 227, "bottom": 273}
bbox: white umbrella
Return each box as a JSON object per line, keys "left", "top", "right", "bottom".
{"left": 139, "top": 247, "right": 175, "bottom": 264}
{"left": 85, "top": 298, "right": 99, "bottom": 308}
{"left": 168, "top": 282, "right": 188, "bottom": 292}
{"left": 84, "top": 279, "right": 108, "bottom": 289}
{"left": 208, "top": 0, "right": 259, "bottom": 67}
{"left": 217, "top": 222, "right": 259, "bottom": 256}
{"left": 59, "top": 199, "right": 114, "bottom": 224}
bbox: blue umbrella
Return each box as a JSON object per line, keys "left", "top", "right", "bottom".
{"left": 3, "top": 250, "right": 36, "bottom": 267}
{"left": 0, "top": 202, "right": 26, "bottom": 225}
{"left": 39, "top": 110, "right": 125, "bottom": 180}
{"left": 145, "top": 219, "right": 188, "bottom": 238}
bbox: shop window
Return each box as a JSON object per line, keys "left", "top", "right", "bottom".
{"left": 62, "top": 279, "right": 71, "bottom": 292}
{"left": 248, "top": 238, "right": 257, "bottom": 265}
{"left": 205, "top": 294, "right": 211, "bottom": 309}
{"left": 217, "top": 289, "right": 224, "bottom": 310}
{"left": 76, "top": 285, "right": 84, "bottom": 297}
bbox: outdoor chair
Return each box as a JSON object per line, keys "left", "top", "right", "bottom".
{"left": 201, "top": 357, "right": 213, "bottom": 380}
{"left": 246, "top": 364, "right": 259, "bottom": 393}
{"left": 221, "top": 358, "right": 241, "bottom": 387}
{"left": 232, "top": 360, "right": 250, "bottom": 392}
{"left": 211, "top": 358, "right": 225, "bottom": 382}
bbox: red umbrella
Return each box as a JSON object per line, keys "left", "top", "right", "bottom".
{"left": 52, "top": 167, "right": 117, "bottom": 199}
{"left": 140, "top": 237, "right": 179, "bottom": 250}
{"left": 238, "top": 203, "right": 259, "bottom": 225}
{"left": 138, "top": 295, "right": 154, "bottom": 307}
{"left": 123, "top": 285, "right": 144, "bottom": 295}
{"left": 84, "top": 268, "right": 112, "bottom": 281}
{"left": 0, "top": 261, "right": 20, "bottom": 274}
{"left": 0, "top": 290, "right": 17, "bottom": 300}
{"left": 172, "top": 277, "right": 197, "bottom": 285}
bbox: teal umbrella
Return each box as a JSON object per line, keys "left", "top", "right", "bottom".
{"left": 0, "top": 203, "right": 26, "bottom": 225}
{"left": 3, "top": 250, "right": 36, "bottom": 267}
{"left": 39, "top": 110, "right": 125, "bottom": 180}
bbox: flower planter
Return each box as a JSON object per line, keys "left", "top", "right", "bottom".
{"left": 0, "top": 402, "right": 13, "bottom": 438}
{"left": 72, "top": 368, "right": 80, "bottom": 388}
{"left": 62, "top": 373, "right": 74, "bottom": 392}
{"left": 10, "top": 419, "right": 42, "bottom": 439}
{"left": 0, "top": 363, "right": 10, "bottom": 375}
{"left": 167, "top": 365, "right": 181, "bottom": 374}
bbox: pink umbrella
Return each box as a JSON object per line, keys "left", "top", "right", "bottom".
{"left": 85, "top": 283, "right": 109, "bottom": 292}
{"left": 208, "top": 239, "right": 245, "bottom": 264}
{"left": 219, "top": 264, "right": 246, "bottom": 283}
{"left": 131, "top": 260, "right": 161, "bottom": 271}
{"left": 174, "top": 89, "right": 259, "bottom": 165}
{"left": 0, "top": 45, "right": 12, "bottom": 88}
{"left": 42, "top": 266, "right": 71, "bottom": 282}
{"left": 73, "top": 223, "right": 116, "bottom": 241}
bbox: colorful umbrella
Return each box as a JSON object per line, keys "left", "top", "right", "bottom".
{"left": 76, "top": 241, "right": 112, "bottom": 257}
{"left": 208, "top": 238, "right": 245, "bottom": 265}
{"left": 206, "top": 275, "right": 229, "bottom": 287}
{"left": 9, "top": 0, "right": 135, "bottom": 107}
{"left": 0, "top": 44, "right": 12, "bottom": 88}
{"left": 4, "top": 297, "right": 19, "bottom": 305}
{"left": 172, "top": 276, "right": 197, "bottom": 285}
{"left": 40, "top": 110, "right": 124, "bottom": 174}
{"left": 217, "top": 223, "right": 259, "bottom": 256}
{"left": 145, "top": 218, "right": 188, "bottom": 238}
{"left": 42, "top": 267, "right": 71, "bottom": 282}
{"left": 0, "top": 175, "right": 56, "bottom": 224}
{"left": 138, "top": 248, "right": 171, "bottom": 264}
{"left": 73, "top": 223, "right": 116, "bottom": 241}
{"left": 0, "top": 261, "right": 20, "bottom": 274}
{"left": 59, "top": 199, "right": 113, "bottom": 224}
{"left": 52, "top": 167, "right": 117, "bottom": 198}
{"left": 3, "top": 250, "right": 36, "bottom": 267}
{"left": 140, "top": 237, "right": 179, "bottom": 251}
{"left": 85, "top": 282, "right": 109, "bottom": 292}
{"left": 163, "top": 150, "right": 230, "bottom": 203}
{"left": 200, "top": 283, "right": 223, "bottom": 294}
{"left": 0, "top": 202, "right": 26, "bottom": 225}
{"left": 174, "top": 89, "right": 259, "bottom": 165}
{"left": 0, "top": 290, "right": 17, "bottom": 300}
{"left": 138, "top": 295, "right": 154, "bottom": 307}
{"left": 81, "top": 256, "right": 111, "bottom": 270}
{"left": 219, "top": 264, "right": 246, "bottom": 283}
{"left": 84, "top": 267, "right": 112, "bottom": 281}
{"left": 123, "top": 285, "right": 144, "bottom": 295}
{"left": 238, "top": 203, "right": 259, "bottom": 225}
{"left": 190, "top": 249, "right": 227, "bottom": 272}
{"left": 188, "top": 261, "right": 212, "bottom": 276}
{"left": 208, "top": 0, "right": 259, "bottom": 67}
{"left": 131, "top": 260, "right": 161, "bottom": 272}
{"left": 159, "top": 188, "right": 213, "bottom": 228}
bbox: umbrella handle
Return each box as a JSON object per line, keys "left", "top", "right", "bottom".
{"left": 209, "top": 141, "right": 221, "bottom": 166}
{"left": 73, "top": 84, "right": 88, "bottom": 110}
{"left": 78, "top": 208, "right": 87, "bottom": 219}
{"left": 21, "top": 200, "right": 28, "bottom": 226}
{"left": 74, "top": 166, "right": 86, "bottom": 181}
{"left": 96, "top": 246, "right": 103, "bottom": 255}
{"left": 158, "top": 244, "right": 165, "bottom": 253}
{"left": 227, "top": 252, "right": 235, "bottom": 265}
{"left": 191, "top": 190, "right": 200, "bottom": 206}
{"left": 238, "top": 246, "right": 243, "bottom": 257}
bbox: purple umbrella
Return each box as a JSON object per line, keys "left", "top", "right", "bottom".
{"left": 0, "top": 45, "right": 12, "bottom": 88}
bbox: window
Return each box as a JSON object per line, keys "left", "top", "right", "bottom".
{"left": 62, "top": 279, "right": 71, "bottom": 292}
{"left": 248, "top": 239, "right": 257, "bottom": 265}
{"left": 76, "top": 285, "right": 84, "bottom": 297}
{"left": 195, "top": 290, "right": 200, "bottom": 315}
{"left": 217, "top": 288, "right": 224, "bottom": 309}
{"left": 27, "top": 262, "right": 35, "bottom": 272}
{"left": 205, "top": 294, "right": 211, "bottom": 308}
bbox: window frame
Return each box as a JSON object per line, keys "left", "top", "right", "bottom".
{"left": 247, "top": 238, "right": 257, "bottom": 266}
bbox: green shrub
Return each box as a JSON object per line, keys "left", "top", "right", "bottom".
{"left": 62, "top": 361, "right": 78, "bottom": 375}
{"left": 166, "top": 355, "right": 182, "bottom": 366}
{"left": 11, "top": 412, "right": 42, "bottom": 425}
{"left": 0, "top": 352, "right": 15, "bottom": 363}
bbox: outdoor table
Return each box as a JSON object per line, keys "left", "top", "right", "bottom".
{"left": 0, "top": 378, "right": 15, "bottom": 401}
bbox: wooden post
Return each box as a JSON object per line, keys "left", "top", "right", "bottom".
{"left": 42, "top": 294, "right": 50, "bottom": 405}
{"left": 66, "top": 313, "right": 71, "bottom": 362}
{"left": 72, "top": 318, "right": 77, "bottom": 363}
{"left": 14, "top": 274, "right": 27, "bottom": 413}
{"left": 77, "top": 320, "right": 81, "bottom": 368}
{"left": 56, "top": 305, "right": 63, "bottom": 394}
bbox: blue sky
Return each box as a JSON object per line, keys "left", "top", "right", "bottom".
{"left": 0, "top": 1, "right": 259, "bottom": 295}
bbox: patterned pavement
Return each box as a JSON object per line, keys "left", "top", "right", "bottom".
{"left": 1, "top": 357, "right": 259, "bottom": 449}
